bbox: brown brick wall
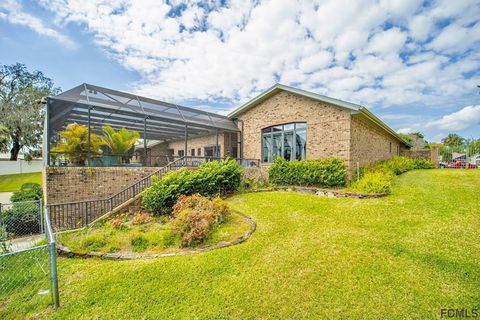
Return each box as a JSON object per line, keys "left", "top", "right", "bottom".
{"left": 45, "top": 167, "right": 157, "bottom": 205}
{"left": 401, "top": 148, "right": 439, "bottom": 167}
{"left": 167, "top": 133, "right": 225, "bottom": 157}
{"left": 237, "top": 91, "right": 352, "bottom": 166}
{"left": 350, "top": 115, "right": 401, "bottom": 167}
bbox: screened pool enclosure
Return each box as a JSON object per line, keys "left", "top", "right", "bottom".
{"left": 44, "top": 83, "right": 250, "bottom": 167}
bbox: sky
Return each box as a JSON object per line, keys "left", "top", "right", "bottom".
{"left": 0, "top": 0, "right": 479, "bottom": 142}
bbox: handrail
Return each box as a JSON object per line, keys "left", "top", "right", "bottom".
{"left": 48, "top": 151, "right": 260, "bottom": 168}
{"left": 47, "top": 156, "right": 187, "bottom": 230}
{"left": 46, "top": 155, "right": 259, "bottom": 231}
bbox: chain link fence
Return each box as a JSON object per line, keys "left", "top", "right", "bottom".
{"left": 0, "top": 200, "right": 59, "bottom": 313}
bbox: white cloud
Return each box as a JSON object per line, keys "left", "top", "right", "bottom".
{"left": 427, "top": 105, "right": 480, "bottom": 131}
{"left": 409, "top": 14, "right": 433, "bottom": 42}
{"left": 367, "top": 28, "right": 408, "bottom": 55}
{"left": 397, "top": 127, "right": 414, "bottom": 134}
{"left": 298, "top": 51, "right": 333, "bottom": 74}
{"left": 0, "top": 0, "right": 75, "bottom": 48}
{"left": 429, "top": 23, "right": 473, "bottom": 53}
{"left": 26, "top": 0, "right": 479, "bottom": 120}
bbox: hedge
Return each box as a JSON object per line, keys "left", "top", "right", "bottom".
{"left": 142, "top": 159, "right": 242, "bottom": 216}
{"left": 351, "top": 156, "right": 434, "bottom": 194}
{"left": 268, "top": 157, "right": 346, "bottom": 188}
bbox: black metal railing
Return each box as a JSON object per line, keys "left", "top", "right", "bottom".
{"left": 48, "top": 152, "right": 260, "bottom": 168}
{"left": 48, "top": 151, "right": 143, "bottom": 167}
{"left": 149, "top": 155, "right": 259, "bottom": 168}
{"left": 46, "top": 156, "right": 260, "bottom": 230}
{"left": 47, "top": 157, "right": 185, "bottom": 231}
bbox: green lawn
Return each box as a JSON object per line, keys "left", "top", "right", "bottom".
{"left": 0, "top": 172, "right": 42, "bottom": 192}
{"left": 2, "top": 169, "right": 479, "bottom": 319}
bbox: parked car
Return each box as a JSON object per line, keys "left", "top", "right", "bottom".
{"left": 441, "top": 160, "right": 478, "bottom": 169}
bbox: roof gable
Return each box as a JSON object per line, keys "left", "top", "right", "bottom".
{"left": 227, "top": 83, "right": 361, "bottom": 118}
{"left": 228, "top": 83, "right": 410, "bottom": 147}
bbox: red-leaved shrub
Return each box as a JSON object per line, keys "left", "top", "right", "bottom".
{"left": 131, "top": 212, "right": 152, "bottom": 225}
{"left": 171, "top": 194, "right": 230, "bottom": 247}
{"left": 173, "top": 209, "right": 216, "bottom": 247}
{"left": 110, "top": 217, "right": 126, "bottom": 229}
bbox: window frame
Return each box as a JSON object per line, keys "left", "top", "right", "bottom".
{"left": 261, "top": 122, "right": 307, "bottom": 163}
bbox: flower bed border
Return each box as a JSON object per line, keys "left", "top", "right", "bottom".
{"left": 57, "top": 210, "right": 256, "bottom": 260}
{"left": 244, "top": 186, "right": 387, "bottom": 198}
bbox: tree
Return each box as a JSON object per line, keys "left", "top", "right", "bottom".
{"left": 101, "top": 126, "right": 139, "bottom": 155}
{"left": 0, "top": 125, "right": 9, "bottom": 152}
{"left": 410, "top": 132, "right": 424, "bottom": 139}
{"left": 441, "top": 133, "right": 465, "bottom": 147}
{"left": 0, "top": 63, "right": 60, "bottom": 160}
{"left": 101, "top": 126, "right": 140, "bottom": 164}
{"left": 51, "top": 123, "right": 104, "bottom": 165}
{"left": 397, "top": 133, "right": 413, "bottom": 144}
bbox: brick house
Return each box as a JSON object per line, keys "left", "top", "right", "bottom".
{"left": 44, "top": 83, "right": 410, "bottom": 228}
{"left": 146, "top": 84, "right": 410, "bottom": 170}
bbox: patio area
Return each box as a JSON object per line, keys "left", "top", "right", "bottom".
{"left": 45, "top": 83, "right": 257, "bottom": 168}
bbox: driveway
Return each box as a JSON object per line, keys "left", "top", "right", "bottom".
{"left": 0, "top": 192, "right": 13, "bottom": 204}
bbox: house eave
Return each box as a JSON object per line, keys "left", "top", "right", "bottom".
{"left": 228, "top": 83, "right": 361, "bottom": 119}
{"left": 357, "top": 107, "right": 412, "bottom": 147}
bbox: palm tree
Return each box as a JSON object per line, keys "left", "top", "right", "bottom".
{"left": 101, "top": 126, "right": 140, "bottom": 164}
{"left": 51, "top": 123, "right": 104, "bottom": 165}
{"left": 441, "top": 133, "right": 465, "bottom": 147}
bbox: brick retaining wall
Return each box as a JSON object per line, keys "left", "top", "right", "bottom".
{"left": 45, "top": 167, "right": 158, "bottom": 205}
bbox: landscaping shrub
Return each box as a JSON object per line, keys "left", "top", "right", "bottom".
{"left": 364, "top": 156, "right": 434, "bottom": 176}
{"left": 131, "top": 212, "right": 152, "bottom": 225}
{"left": 268, "top": 157, "right": 346, "bottom": 188}
{"left": 350, "top": 170, "right": 394, "bottom": 194}
{"left": 412, "top": 159, "right": 435, "bottom": 169}
{"left": 142, "top": 159, "right": 241, "bottom": 216}
{"left": 10, "top": 182, "right": 43, "bottom": 202}
{"left": 2, "top": 201, "right": 41, "bottom": 236}
{"left": 173, "top": 209, "right": 216, "bottom": 247}
{"left": 351, "top": 156, "right": 434, "bottom": 194}
{"left": 2, "top": 183, "right": 43, "bottom": 236}
{"left": 110, "top": 217, "right": 127, "bottom": 230}
{"left": 160, "top": 230, "right": 179, "bottom": 247}
{"left": 171, "top": 194, "right": 230, "bottom": 247}
{"left": 172, "top": 194, "right": 230, "bottom": 223}
{"left": 81, "top": 233, "right": 107, "bottom": 252}
{"left": 172, "top": 194, "right": 213, "bottom": 217}
{"left": 131, "top": 234, "right": 149, "bottom": 252}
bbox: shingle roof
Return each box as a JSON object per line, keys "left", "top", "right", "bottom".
{"left": 228, "top": 83, "right": 410, "bottom": 146}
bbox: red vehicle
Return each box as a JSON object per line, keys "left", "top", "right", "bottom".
{"left": 442, "top": 160, "right": 478, "bottom": 169}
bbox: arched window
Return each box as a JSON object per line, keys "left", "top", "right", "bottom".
{"left": 261, "top": 122, "right": 307, "bottom": 163}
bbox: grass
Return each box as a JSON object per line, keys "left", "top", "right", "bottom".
{"left": 1, "top": 169, "right": 479, "bottom": 319}
{"left": 0, "top": 172, "right": 42, "bottom": 192}
{"left": 58, "top": 212, "right": 250, "bottom": 255}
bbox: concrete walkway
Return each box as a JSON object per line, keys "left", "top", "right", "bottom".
{"left": 0, "top": 192, "right": 13, "bottom": 204}
{"left": 3, "top": 234, "right": 45, "bottom": 252}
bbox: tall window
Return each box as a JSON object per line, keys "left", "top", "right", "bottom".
{"left": 261, "top": 122, "right": 307, "bottom": 163}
